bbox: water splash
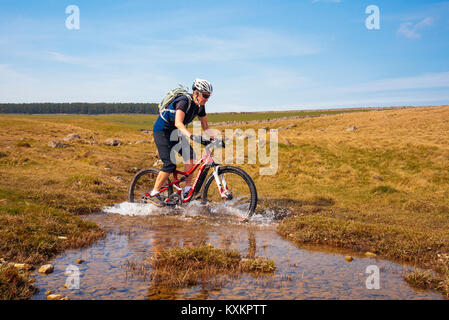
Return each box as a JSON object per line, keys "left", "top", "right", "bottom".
{"left": 102, "top": 202, "right": 172, "bottom": 216}
{"left": 102, "top": 201, "right": 281, "bottom": 225}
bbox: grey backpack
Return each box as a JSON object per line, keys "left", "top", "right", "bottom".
{"left": 158, "top": 85, "right": 192, "bottom": 122}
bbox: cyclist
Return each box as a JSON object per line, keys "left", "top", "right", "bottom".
{"left": 148, "top": 79, "right": 214, "bottom": 207}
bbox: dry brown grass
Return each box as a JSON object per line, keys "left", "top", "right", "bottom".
{"left": 0, "top": 189, "right": 105, "bottom": 264}
{"left": 124, "top": 244, "right": 275, "bottom": 298}
{"left": 0, "top": 265, "right": 36, "bottom": 300}
{"left": 0, "top": 189, "right": 105, "bottom": 299}
{"left": 0, "top": 116, "right": 158, "bottom": 213}
{"left": 252, "top": 105, "right": 449, "bottom": 297}
{"left": 1, "top": 106, "right": 449, "bottom": 298}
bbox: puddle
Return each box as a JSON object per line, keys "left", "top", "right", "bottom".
{"left": 31, "top": 202, "right": 443, "bottom": 300}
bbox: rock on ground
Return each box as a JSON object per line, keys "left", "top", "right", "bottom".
{"left": 48, "top": 141, "right": 67, "bottom": 148}
{"left": 38, "top": 264, "right": 54, "bottom": 274}
{"left": 365, "top": 252, "right": 377, "bottom": 257}
{"left": 46, "top": 294, "right": 67, "bottom": 300}
{"left": 63, "top": 133, "right": 81, "bottom": 141}
{"left": 112, "top": 176, "right": 123, "bottom": 183}
{"left": 104, "top": 139, "right": 121, "bottom": 146}
{"left": 14, "top": 263, "right": 34, "bottom": 271}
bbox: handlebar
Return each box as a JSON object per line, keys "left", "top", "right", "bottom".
{"left": 190, "top": 135, "right": 225, "bottom": 150}
{"left": 204, "top": 138, "right": 226, "bottom": 151}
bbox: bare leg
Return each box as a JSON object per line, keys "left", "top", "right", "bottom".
{"left": 153, "top": 171, "right": 170, "bottom": 192}
{"left": 184, "top": 159, "right": 194, "bottom": 187}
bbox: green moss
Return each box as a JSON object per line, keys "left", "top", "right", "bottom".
{"left": 370, "top": 185, "right": 399, "bottom": 195}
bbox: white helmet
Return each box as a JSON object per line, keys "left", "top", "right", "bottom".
{"left": 192, "top": 78, "right": 213, "bottom": 94}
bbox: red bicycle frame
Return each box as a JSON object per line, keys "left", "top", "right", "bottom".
{"left": 144, "top": 144, "right": 228, "bottom": 203}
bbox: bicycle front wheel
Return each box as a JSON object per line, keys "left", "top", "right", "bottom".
{"left": 201, "top": 166, "right": 257, "bottom": 219}
{"left": 128, "top": 167, "right": 173, "bottom": 203}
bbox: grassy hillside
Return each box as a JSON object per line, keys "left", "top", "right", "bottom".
{"left": 1, "top": 105, "right": 449, "bottom": 298}
{"left": 256, "top": 105, "right": 449, "bottom": 297}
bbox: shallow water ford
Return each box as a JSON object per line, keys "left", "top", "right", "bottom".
{"left": 31, "top": 202, "right": 443, "bottom": 300}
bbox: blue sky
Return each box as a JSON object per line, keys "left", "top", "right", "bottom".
{"left": 0, "top": 0, "right": 449, "bottom": 112}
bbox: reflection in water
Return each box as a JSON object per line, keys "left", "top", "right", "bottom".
{"left": 30, "top": 209, "right": 443, "bottom": 300}
{"left": 247, "top": 232, "right": 256, "bottom": 259}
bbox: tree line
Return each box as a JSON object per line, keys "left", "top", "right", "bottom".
{"left": 0, "top": 103, "right": 159, "bottom": 114}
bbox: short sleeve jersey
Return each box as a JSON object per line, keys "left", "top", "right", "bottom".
{"left": 153, "top": 95, "right": 206, "bottom": 133}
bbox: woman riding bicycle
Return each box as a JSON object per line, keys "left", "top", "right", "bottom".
{"left": 148, "top": 78, "right": 215, "bottom": 207}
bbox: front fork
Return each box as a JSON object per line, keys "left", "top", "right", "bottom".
{"left": 212, "top": 166, "right": 232, "bottom": 200}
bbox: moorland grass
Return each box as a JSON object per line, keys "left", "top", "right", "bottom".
{"left": 0, "top": 265, "right": 36, "bottom": 300}
{"left": 261, "top": 105, "right": 449, "bottom": 297}
{"left": 0, "top": 189, "right": 105, "bottom": 299}
{"left": 1, "top": 105, "right": 449, "bottom": 298}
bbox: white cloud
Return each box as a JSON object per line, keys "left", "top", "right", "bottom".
{"left": 0, "top": 64, "right": 176, "bottom": 103}
{"left": 47, "top": 52, "right": 85, "bottom": 65}
{"left": 397, "top": 17, "right": 434, "bottom": 39}
{"left": 2, "top": 63, "right": 449, "bottom": 111}
{"left": 22, "top": 27, "right": 322, "bottom": 71}
{"left": 106, "top": 27, "right": 322, "bottom": 65}
{"left": 337, "top": 72, "right": 449, "bottom": 93}
{"left": 217, "top": 71, "right": 449, "bottom": 111}
{"left": 209, "top": 70, "right": 449, "bottom": 111}
{"left": 285, "top": 72, "right": 449, "bottom": 109}
{"left": 0, "top": 64, "right": 33, "bottom": 82}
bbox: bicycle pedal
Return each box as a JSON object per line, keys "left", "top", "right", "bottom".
{"left": 164, "top": 199, "right": 176, "bottom": 207}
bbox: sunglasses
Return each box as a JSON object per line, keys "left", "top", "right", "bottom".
{"left": 201, "top": 92, "right": 211, "bottom": 99}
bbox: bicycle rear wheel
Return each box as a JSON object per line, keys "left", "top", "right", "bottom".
{"left": 201, "top": 166, "right": 257, "bottom": 220}
{"left": 128, "top": 167, "right": 173, "bottom": 203}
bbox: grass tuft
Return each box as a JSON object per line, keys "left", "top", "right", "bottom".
{"left": 125, "top": 245, "right": 276, "bottom": 294}
{"left": 0, "top": 265, "right": 36, "bottom": 300}
{"left": 405, "top": 270, "right": 440, "bottom": 290}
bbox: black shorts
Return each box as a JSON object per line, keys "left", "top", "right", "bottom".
{"left": 153, "top": 130, "right": 196, "bottom": 173}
